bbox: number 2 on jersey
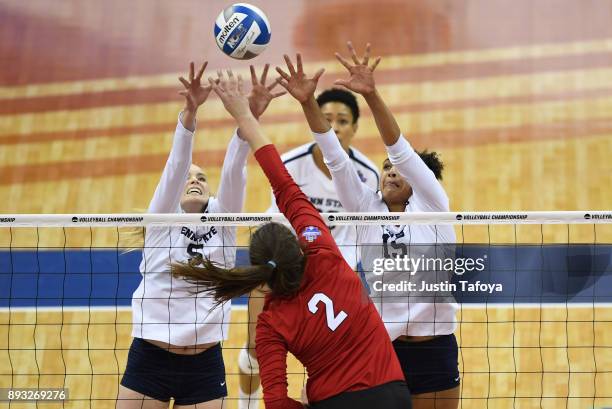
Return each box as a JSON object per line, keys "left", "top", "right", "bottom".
{"left": 308, "top": 293, "right": 348, "bottom": 331}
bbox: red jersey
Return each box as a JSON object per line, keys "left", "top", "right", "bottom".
{"left": 254, "top": 145, "right": 404, "bottom": 409}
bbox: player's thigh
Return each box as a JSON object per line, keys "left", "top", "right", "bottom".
{"left": 247, "top": 288, "right": 266, "bottom": 348}
{"left": 116, "top": 385, "right": 169, "bottom": 409}
{"left": 174, "top": 398, "right": 225, "bottom": 409}
{"left": 411, "top": 385, "right": 460, "bottom": 409}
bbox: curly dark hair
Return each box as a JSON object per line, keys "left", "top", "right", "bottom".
{"left": 316, "top": 88, "right": 360, "bottom": 123}
{"left": 418, "top": 150, "right": 444, "bottom": 180}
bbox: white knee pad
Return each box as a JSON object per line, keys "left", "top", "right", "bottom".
{"left": 239, "top": 345, "right": 260, "bottom": 375}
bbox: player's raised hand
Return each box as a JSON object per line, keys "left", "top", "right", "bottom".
{"left": 276, "top": 54, "right": 325, "bottom": 104}
{"left": 249, "top": 64, "right": 286, "bottom": 119}
{"left": 209, "top": 69, "right": 252, "bottom": 120}
{"left": 179, "top": 61, "right": 214, "bottom": 112}
{"left": 334, "top": 42, "right": 381, "bottom": 96}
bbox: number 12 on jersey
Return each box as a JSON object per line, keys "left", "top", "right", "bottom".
{"left": 308, "top": 293, "right": 348, "bottom": 331}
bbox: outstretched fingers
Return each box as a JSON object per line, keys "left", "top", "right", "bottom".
{"left": 195, "top": 61, "right": 207, "bottom": 82}
{"left": 362, "top": 43, "right": 371, "bottom": 65}
{"left": 266, "top": 78, "right": 280, "bottom": 91}
{"left": 296, "top": 53, "right": 304, "bottom": 74}
{"left": 250, "top": 63, "right": 271, "bottom": 86}
{"left": 333, "top": 79, "right": 350, "bottom": 88}
{"left": 260, "top": 63, "right": 270, "bottom": 84}
{"left": 208, "top": 77, "right": 224, "bottom": 98}
{"left": 370, "top": 56, "right": 382, "bottom": 71}
{"left": 276, "top": 66, "right": 291, "bottom": 81}
{"left": 216, "top": 69, "right": 228, "bottom": 91}
{"left": 236, "top": 74, "right": 244, "bottom": 94}
{"left": 271, "top": 90, "right": 287, "bottom": 98}
{"left": 283, "top": 54, "right": 297, "bottom": 75}
{"left": 347, "top": 41, "right": 360, "bottom": 65}
{"left": 225, "top": 69, "right": 237, "bottom": 92}
{"left": 268, "top": 79, "right": 286, "bottom": 98}
{"left": 312, "top": 68, "right": 325, "bottom": 82}
{"left": 335, "top": 52, "right": 352, "bottom": 70}
{"left": 178, "top": 76, "right": 191, "bottom": 89}
{"left": 275, "top": 76, "right": 290, "bottom": 91}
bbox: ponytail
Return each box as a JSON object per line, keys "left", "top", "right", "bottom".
{"left": 172, "top": 256, "right": 275, "bottom": 305}
{"left": 171, "top": 222, "right": 306, "bottom": 303}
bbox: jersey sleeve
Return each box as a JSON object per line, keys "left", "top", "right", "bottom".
{"left": 386, "top": 135, "right": 450, "bottom": 211}
{"left": 254, "top": 144, "right": 337, "bottom": 253}
{"left": 147, "top": 115, "right": 193, "bottom": 213}
{"left": 211, "top": 130, "right": 250, "bottom": 213}
{"left": 312, "top": 129, "right": 379, "bottom": 212}
{"left": 266, "top": 190, "right": 279, "bottom": 213}
{"left": 256, "top": 316, "right": 304, "bottom": 409}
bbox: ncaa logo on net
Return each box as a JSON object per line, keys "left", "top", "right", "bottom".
{"left": 327, "top": 215, "right": 336, "bottom": 222}
{"left": 302, "top": 226, "right": 321, "bottom": 242}
{"left": 200, "top": 216, "right": 207, "bottom": 222}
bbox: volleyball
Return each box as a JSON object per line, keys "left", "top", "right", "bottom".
{"left": 214, "top": 3, "right": 271, "bottom": 60}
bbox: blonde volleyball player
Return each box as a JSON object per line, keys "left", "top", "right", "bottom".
{"left": 116, "top": 62, "right": 284, "bottom": 409}
{"left": 276, "top": 47, "right": 460, "bottom": 409}
{"left": 174, "top": 69, "right": 411, "bottom": 409}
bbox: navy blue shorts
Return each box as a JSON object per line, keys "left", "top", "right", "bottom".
{"left": 311, "top": 381, "right": 411, "bottom": 409}
{"left": 393, "top": 334, "right": 460, "bottom": 395}
{"left": 120, "top": 338, "right": 227, "bottom": 405}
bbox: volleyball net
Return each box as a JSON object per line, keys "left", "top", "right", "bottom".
{"left": 0, "top": 212, "right": 611, "bottom": 409}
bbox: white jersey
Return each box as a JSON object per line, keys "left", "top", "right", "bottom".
{"left": 131, "top": 118, "right": 249, "bottom": 346}
{"left": 313, "top": 129, "right": 457, "bottom": 339}
{"left": 267, "top": 142, "right": 379, "bottom": 267}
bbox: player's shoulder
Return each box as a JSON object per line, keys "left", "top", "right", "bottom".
{"left": 280, "top": 143, "right": 315, "bottom": 167}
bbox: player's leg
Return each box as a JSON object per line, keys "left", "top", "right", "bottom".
{"left": 117, "top": 338, "right": 174, "bottom": 409}
{"left": 411, "top": 386, "right": 460, "bottom": 409}
{"left": 174, "top": 399, "right": 225, "bottom": 409}
{"left": 116, "top": 386, "right": 170, "bottom": 409}
{"left": 174, "top": 343, "right": 228, "bottom": 409}
{"left": 238, "top": 289, "right": 265, "bottom": 409}
{"left": 393, "top": 335, "right": 460, "bottom": 409}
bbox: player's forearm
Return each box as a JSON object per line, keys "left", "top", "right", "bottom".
{"left": 215, "top": 132, "right": 249, "bottom": 212}
{"left": 236, "top": 114, "right": 269, "bottom": 151}
{"left": 363, "top": 89, "right": 401, "bottom": 146}
{"left": 311, "top": 128, "right": 348, "bottom": 168}
{"left": 301, "top": 96, "right": 331, "bottom": 134}
{"left": 148, "top": 117, "right": 193, "bottom": 213}
{"left": 254, "top": 145, "right": 325, "bottom": 233}
{"left": 180, "top": 107, "right": 197, "bottom": 132}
